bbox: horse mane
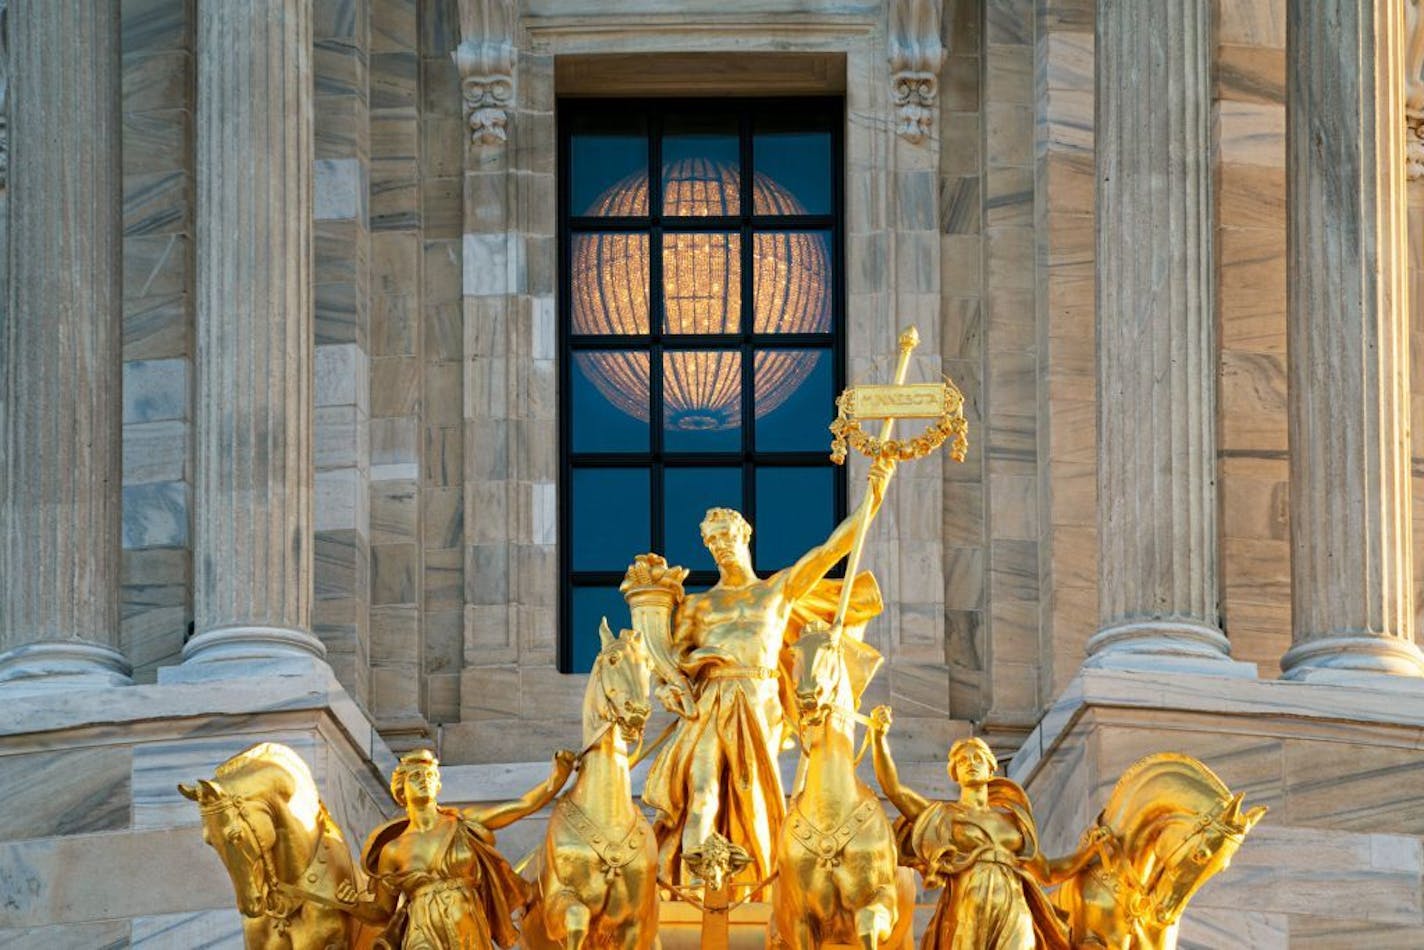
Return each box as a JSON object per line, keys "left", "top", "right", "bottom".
{"left": 1100, "top": 753, "right": 1231, "bottom": 852}
{"left": 215, "top": 742, "right": 322, "bottom": 833}
{"left": 582, "top": 649, "right": 610, "bottom": 742}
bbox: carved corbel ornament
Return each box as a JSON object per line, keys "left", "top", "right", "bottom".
{"left": 889, "top": 0, "right": 945, "bottom": 143}
{"left": 454, "top": 0, "right": 517, "bottom": 149}
{"left": 1407, "top": 0, "right": 1424, "bottom": 180}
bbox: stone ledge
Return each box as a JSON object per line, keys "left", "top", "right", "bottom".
{"left": 1009, "top": 668, "right": 1424, "bottom": 785}
{"left": 0, "top": 668, "right": 395, "bottom": 778}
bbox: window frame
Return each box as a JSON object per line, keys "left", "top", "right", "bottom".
{"left": 557, "top": 96, "right": 848, "bottom": 673}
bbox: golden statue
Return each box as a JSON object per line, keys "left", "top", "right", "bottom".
{"left": 340, "top": 747, "right": 576, "bottom": 949}
{"left": 620, "top": 463, "right": 891, "bottom": 893}
{"left": 1050, "top": 753, "right": 1266, "bottom": 950}
{"left": 522, "top": 621, "right": 661, "bottom": 950}
{"left": 768, "top": 623, "right": 914, "bottom": 950}
{"left": 869, "top": 713, "right": 1090, "bottom": 950}
{"left": 180, "top": 742, "right": 382, "bottom": 950}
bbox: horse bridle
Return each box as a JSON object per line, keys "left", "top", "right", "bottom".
{"left": 1092, "top": 809, "right": 1244, "bottom": 927}
{"left": 581, "top": 648, "right": 651, "bottom": 764}
{"left": 201, "top": 793, "right": 300, "bottom": 927}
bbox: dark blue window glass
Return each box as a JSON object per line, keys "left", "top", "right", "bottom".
{"left": 664, "top": 467, "right": 743, "bottom": 572}
{"left": 755, "top": 350, "right": 833, "bottom": 452}
{"left": 754, "top": 117, "right": 832, "bottom": 215}
{"left": 571, "top": 352, "right": 650, "bottom": 453}
{"left": 570, "top": 114, "right": 648, "bottom": 217}
{"left": 570, "top": 585, "right": 630, "bottom": 672}
{"left": 572, "top": 468, "right": 650, "bottom": 571}
{"left": 754, "top": 467, "right": 835, "bottom": 571}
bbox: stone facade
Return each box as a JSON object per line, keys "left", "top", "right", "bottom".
{"left": 1, "top": 0, "right": 1423, "bottom": 945}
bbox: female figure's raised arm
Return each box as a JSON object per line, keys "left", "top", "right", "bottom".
{"left": 466, "top": 749, "right": 577, "bottom": 830}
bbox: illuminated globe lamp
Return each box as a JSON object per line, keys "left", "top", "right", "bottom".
{"left": 571, "top": 158, "right": 830, "bottom": 432}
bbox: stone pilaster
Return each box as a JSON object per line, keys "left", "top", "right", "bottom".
{"left": 175, "top": 0, "right": 323, "bottom": 670}
{"left": 1087, "top": 0, "right": 1247, "bottom": 673}
{"left": 0, "top": 0, "right": 130, "bottom": 689}
{"left": 1282, "top": 0, "right": 1424, "bottom": 680}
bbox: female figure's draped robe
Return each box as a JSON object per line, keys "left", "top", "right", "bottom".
{"left": 896, "top": 779, "right": 1071, "bottom": 950}
{"left": 361, "top": 810, "right": 530, "bottom": 949}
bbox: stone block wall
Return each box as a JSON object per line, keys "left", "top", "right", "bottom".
{"left": 93, "top": 0, "right": 1424, "bottom": 782}
{"left": 119, "top": 0, "right": 196, "bottom": 680}
{"left": 1214, "top": 0, "right": 1290, "bottom": 674}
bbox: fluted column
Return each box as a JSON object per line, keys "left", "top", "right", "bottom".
{"left": 177, "top": 0, "right": 323, "bottom": 670}
{"left": 1087, "top": 0, "right": 1247, "bottom": 673}
{"left": 1281, "top": 0, "right": 1424, "bottom": 680}
{"left": 0, "top": 0, "right": 131, "bottom": 689}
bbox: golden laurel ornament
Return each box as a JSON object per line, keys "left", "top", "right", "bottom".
{"left": 828, "top": 378, "right": 969, "bottom": 465}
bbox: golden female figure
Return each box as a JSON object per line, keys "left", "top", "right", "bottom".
{"left": 341, "top": 748, "right": 576, "bottom": 949}
{"left": 868, "top": 711, "right": 1094, "bottom": 950}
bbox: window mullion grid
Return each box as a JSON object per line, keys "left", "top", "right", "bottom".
{"left": 561, "top": 97, "right": 845, "bottom": 661}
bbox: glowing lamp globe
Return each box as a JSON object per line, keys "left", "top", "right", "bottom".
{"left": 572, "top": 159, "right": 830, "bottom": 431}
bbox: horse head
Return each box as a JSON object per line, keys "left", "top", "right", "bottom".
{"left": 180, "top": 776, "right": 282, "bottom": 919}
{"left": 584, "top": 618, "right": 653, "bottom": 745}
{"left": 787, "top": 622, "right": 882, "bottom": 739}
{"left": 1091, "top": 754, "right": 1266, "bottom": 934}
{"left": 1143, "top": 790, "right": 1265, "bottom": 925}
{"left": 179, "top": 743, "right": 326, "bottom": 924}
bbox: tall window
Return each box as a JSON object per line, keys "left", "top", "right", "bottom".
{"left": 559, "top": 98, "right": 845, "bottom": 672}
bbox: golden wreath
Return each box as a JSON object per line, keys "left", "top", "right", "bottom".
{"left": 828, "top": 380, "right": 969, "bottom": 465}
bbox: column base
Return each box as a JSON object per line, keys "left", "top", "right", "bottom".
{"left": 0, "top": 640, "right": 133, "bottom": 693}
{"left": 1083, "top": 620, "right": 1257, "bottom": 677}
{"left": 1280, "top": 635, "right": 1424, "bottom": 684}
{"left": 160, "top": 625, "right": 327, "bottom": 683}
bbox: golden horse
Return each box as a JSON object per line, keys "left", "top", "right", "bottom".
{"left": 522, "top": 621, "right": 661, "bottom": 950}
{"left": 180, "top": 742, "right": 379, "bottom": 950}
{"left": 769, "top": 624, "right": 914, "bottom": 950}
{"left": 1051, "top": 753, "right": 1266, "bottom": 949}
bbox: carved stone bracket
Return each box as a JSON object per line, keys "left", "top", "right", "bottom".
{"left": 1409, "top": 112, "right": 1424, "bottom": 182}
{"left": 888, "top": 0, "right": 945, "bottom": 143}
{"left": 455, "top": 0, "right": 516, "bottom": 149}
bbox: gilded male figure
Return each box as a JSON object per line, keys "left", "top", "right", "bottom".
{"left": 639, "top": 458, "right": 894, "bottom": 890}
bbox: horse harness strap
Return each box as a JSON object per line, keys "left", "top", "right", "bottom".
{"left": 787, "top": 799, "right": 880, "bottom": 868}
{"left": 270, "top": 824, "right": 345, "bottom": 913}
{"left": 558, "top": 797, "right": 647, "bottom": 880}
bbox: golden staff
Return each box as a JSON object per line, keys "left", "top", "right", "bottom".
{"left": 831, "top": 326, "right": 920, "bottom": 631}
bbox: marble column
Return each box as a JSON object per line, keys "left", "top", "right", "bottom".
{"left": 1281, "top": 0, "right": 1424, "bottom": 680}
{"left": 175, "top": 0, "right": 324, "bottom": 670}
{"left": 1086, "top": 0, "right": 1248, "bottom": 673}
{"left": 0, "top": 0, "right": 131, "bottom": 689}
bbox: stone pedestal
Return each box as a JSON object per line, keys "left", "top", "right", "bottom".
{"left": 1282, "top": 0, "right": 1424, "bottom": 681}
{"left": 1088, "top": 0, "right": 1247, "bottom": 675}
{"left": 0, "top": 0, "right": 130, "bottom": 691}
{"left": 175, "top": 0, "right": 323, "bottom": 674}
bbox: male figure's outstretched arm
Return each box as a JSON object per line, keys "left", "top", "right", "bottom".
{"left": 781, "top": 457, "right": 896, "bottom": 603}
